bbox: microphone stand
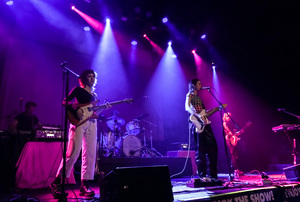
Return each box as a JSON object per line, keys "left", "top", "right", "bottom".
{"left": 60, "top": 62, "right": 79, "bottom": 202}
{"left": 280, "top": 109, "right": 300, "bottom": 122}
{"left": 205, "top": 88, "right": 239, "bottom": 183}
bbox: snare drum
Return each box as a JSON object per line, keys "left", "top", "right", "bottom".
{"left": 126, "top": 120, "right": 141, "bottom": 135}
{"left": 122, "top": 135, "right": 142, "bottom": 157}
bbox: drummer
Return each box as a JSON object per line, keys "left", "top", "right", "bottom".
{"left": 106, "top": 110, "right": 125, "bottom": 136}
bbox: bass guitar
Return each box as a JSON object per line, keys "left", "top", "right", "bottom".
{"left": 190, "top": 104, "right": 227, "bottom": 133}
{"left": 67, "top": 98, "right": 133, "bottom": 127}
{"left": 225, "top": 121, "right": 252, "bottom": 146}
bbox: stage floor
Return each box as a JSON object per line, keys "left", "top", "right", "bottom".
{"left": 1, "top": 172, "right": 300, "bottom": 202}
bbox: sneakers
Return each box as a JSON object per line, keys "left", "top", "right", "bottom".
{"left": 50, "top": 181, "right": 68, "bottom": 199}
{"left": 79, "top": 185, "right": 95, "bottom": 197}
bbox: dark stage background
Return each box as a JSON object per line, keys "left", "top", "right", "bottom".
{"left": 0, "top": 0, "right": 299, "bottom": 173}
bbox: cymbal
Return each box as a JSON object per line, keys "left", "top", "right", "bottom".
{"left": 106, "top": 117, "right": 125, "bottom": 130}
{"left": 136, "top": 113, "right": 149, "bottom": 120}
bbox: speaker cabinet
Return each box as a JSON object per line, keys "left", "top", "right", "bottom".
{"left": 283, "top": 164, "right": 300, "bottom": 181}
{"left": 99, "top": 165, "right": 174, "bottom": 202}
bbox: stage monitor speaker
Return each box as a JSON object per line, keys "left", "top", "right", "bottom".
{"left": 99, "top": 165, "right": 174, "bottom": 202}
{"left": 283, "top": 164, "right": 300, "bottom": 181}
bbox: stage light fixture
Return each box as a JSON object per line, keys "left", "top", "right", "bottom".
{"left": 192, "top": 50, "right": 196, "bottom": 54}
{"left": 143, "top": 34, "right": 147, "bottom": 38}
{"left": 201, "top": 34, "right": 206, "bottom": 39}
{"left": 162, "top": 17, "right": 168, "bottom": 23}
{"left": 131, "top": 41, "right": 137, "bottom": 46}
{"left": 212, "top": 65, "right": 216, "bottom": 69}
{"left": 106, "top": 18, "right": 110, "bottom": 23}
{"left": 6, "top": 0, "right": 13, "bottom": 6}
{"left": 84, "top": 26, "right": 90, "bottom": 31}
{"left": 168, "top": 41, "right": 172, "bottom": 46}
{"left": 71, "top": 5, "right": 75, "bottom": 10}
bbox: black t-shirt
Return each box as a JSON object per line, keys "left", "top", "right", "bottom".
{"left": 14, "top": 112, "right": 39, "bottom": 131}
{"left": 66, "top": 87, "right": 97, "bottom": 104}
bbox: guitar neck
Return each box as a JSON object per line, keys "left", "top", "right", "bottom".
{"left": 92, "top": 100, "right": 127, "bottom": 111}
{"left": 206, "top": 106, "right": 220, "bottom": 118}
{"left": 206, "top": 104, "right": 227, "bottom": 118}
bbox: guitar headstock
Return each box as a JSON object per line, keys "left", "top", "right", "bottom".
{"left": 124, "top": 98, "right": 134, "bottom": 103}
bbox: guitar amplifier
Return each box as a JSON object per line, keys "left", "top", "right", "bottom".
{"left": 36, "top": 129, "right": 65, "bottom": 141}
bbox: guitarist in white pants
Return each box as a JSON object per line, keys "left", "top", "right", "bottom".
{"left": 50, "top": 69, "right": 110, "bottom": 198}
{"left": 185, "top": 79, "right": 219, "bottom": 180}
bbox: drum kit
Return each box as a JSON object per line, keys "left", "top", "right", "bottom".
{"left": 98, "top": 113, "right": 163, "bottom": 158}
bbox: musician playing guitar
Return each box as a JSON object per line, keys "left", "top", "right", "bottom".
{"left": 50, "top": 69, "right": 111, "bottom": 199}
{"left": 223, "top": 112, "right": 252, "bottom": 177}
{"left": 185, "top": 79, "right": 226, "bottom": 180}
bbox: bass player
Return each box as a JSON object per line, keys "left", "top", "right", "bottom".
{"left": 223, "top": 112, "right": 251, "bottom": 178}
{"left": 50, "top": 69, "right": 111, "bottom": 198}
{"left": 185, "top": 79, "right": 226, "bottom": 180}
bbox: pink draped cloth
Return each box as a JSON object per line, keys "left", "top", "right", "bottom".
{"left": 16, "top": 141, "right": 76, "bottom": 189}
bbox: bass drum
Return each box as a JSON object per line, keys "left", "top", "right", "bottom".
{"left": 122, "top": 135, "right": 142, "bottom": 157}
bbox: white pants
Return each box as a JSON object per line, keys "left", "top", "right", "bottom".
{"left": 56, "top": 120, "right": 97, "bottom": 180}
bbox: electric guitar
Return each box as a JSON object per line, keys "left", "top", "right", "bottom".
{"left": 225, "top": 121, "right": 252, "bottom": 146}
{"left": 67, "top": 98, "right": 134, "bottom": 127}
{"left": 190, "top": 104, "right": 227, "bottom": 133}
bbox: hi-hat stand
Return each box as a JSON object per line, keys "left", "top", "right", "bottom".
{"left": 140, "top": 120, "right": 163, "bottom": 157}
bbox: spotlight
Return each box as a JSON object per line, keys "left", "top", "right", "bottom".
{"left": 212, "top": 65, "right": 216, "bottom": 69}
{"left": 6, "top": 0, "right": 13, "bottom": 6}
{"left": 84, "top": 26, "right": 90, "bottom": 31}
{"left": 71, "top": 5, "right": 75, "bottom": 10}
{"left": 192, "top": 49, "right": 196, "bottom": 54}
{"left": 143, "top": 34, "right": 147, "bottom": 38}
{"left": 168, "top": 41, "right": 172, "bottom": 46}
{"left": 201, "top": 34, "right": 206, "bottom": 39}
{"left": 162, "top": 17, "right": 168, "bottom": 23}
{"left": 106, "top": 18, "right": 110, "bottom": 23}
{"left": 131, "top": 41, "right": 137, "bottom": 46}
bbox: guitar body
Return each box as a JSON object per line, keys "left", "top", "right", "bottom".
{"left": 66, "top": 98, "right": 133, "bottom": 127}
{"left": 225, "top": 134, "right": 240, "bottom": 147}
{"left": 67, "top": 103, "right": 98, "bottom": 126}
{"left": 225, "top": 121, "right": 252, "bottom": 147}
{"left": 190, "top": 104, "right": 227, "bottom": 133}
{"left": 190, "top": 109, "right": 212, "bottom": 133}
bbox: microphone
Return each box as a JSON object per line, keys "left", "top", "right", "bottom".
{"left": 201, "top": 87, "right": 211, "bottom": 90}
{"left": 60, "top": 61, "right": 68, "bottom": 67}
{"left": 277, "top": 108, "right": 286, "bottom": 111}
{"left": 143, "top": 96, "right": 150, "bottom": 99}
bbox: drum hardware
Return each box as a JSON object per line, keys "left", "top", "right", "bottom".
{"left": 126, "top": 119, "right": 141, "bottom": 136}
{"left": 138, "top": 119, "right": 163, "bottom": 158}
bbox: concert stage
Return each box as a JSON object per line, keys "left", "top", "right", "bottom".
{"left": 1, "top": 168, "right": 300, "bottom": 202}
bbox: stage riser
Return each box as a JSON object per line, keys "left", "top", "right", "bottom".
{"left": 98, "top": 157, "right": 193, "bottom": 177}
